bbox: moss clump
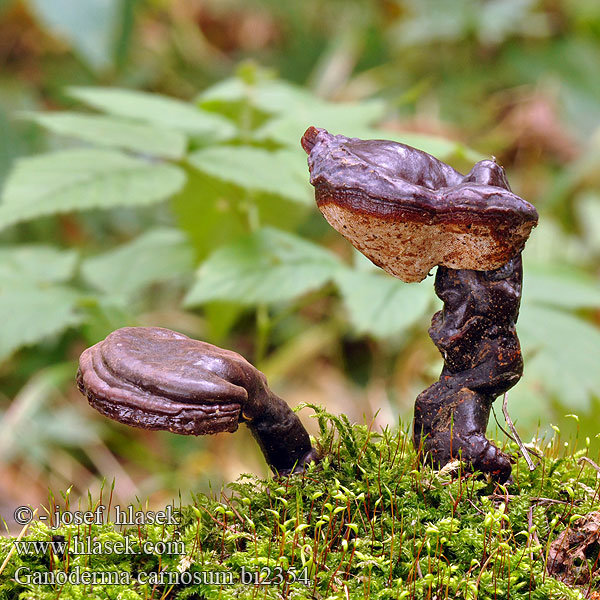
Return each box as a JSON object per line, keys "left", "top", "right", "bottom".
{"left": 1, "top": 406, "right": 599, "bottom": 599}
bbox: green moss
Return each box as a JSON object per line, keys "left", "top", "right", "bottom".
{"left": 1, "top": 406, "right": 598, "bottom": 599}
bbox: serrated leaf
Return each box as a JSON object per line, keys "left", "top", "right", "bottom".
{"left": 335, "top": 269, "right": 435, "bottom": 339}
{"left": 519, "top": 304, "right": 600, "bottom": 411}
{"left": 81, "top": 228, "right": 195, "bottom": 299}
{"left": 171, "top": 170, "right": 249, "bottom": 260}
{"left": 185, "top": 227, "right": 342, "bottom": 306}
{"left": 171, "top": 168, "right": 304, "bottom": 252}
{"left": 254, "top": 100, "right": 387, "bottom": 148}
{"left": 523, "top": 264, "right": 600, "bottom": 310}
{"left": 200, "top": 76, "right": 481, "bottom": 162}
{"left": 199, "top": 77, "right": 318, "bottom": 116}
{"left": 24, "top": 112, "right": 187, "bottom": 159}
{"left": 0, "top": 149, "right": 186, "bottom": 231}
{"left": 188, "top": 146, "right": 312, "bottom": 205}
{"left": 68, "top": 87, "right": 237, "bottom": 140}
{"left": 0, "top": 285, "right": 82, "bottom": 362}
{"left": 0, "top": 245, "right": 78, "bottom": 286}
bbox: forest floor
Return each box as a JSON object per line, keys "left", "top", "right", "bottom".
{"left": 1, "top": 406, "right": 599, "bottom": 599}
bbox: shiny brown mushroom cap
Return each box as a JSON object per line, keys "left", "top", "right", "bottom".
{"left": 301, "top": 127, "right": 538, "bottom": 282}
{"left": 77, "top": 327, "right": 264, "bottom": 435}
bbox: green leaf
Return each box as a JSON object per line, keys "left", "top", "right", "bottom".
{"left": 0, "top": 285, "right": 82, "bottom": 362}
{"left": 0, "top": 149, "right": 186, "bottom": 231}
{"left": 170, "top": 170, "right": 248, "bottom": 260}
{"left": 254, "top": 100, "right": 387, "bottom": 148}
{"left": 81, "top": 228, "right": 195, "bottom": 299}
{"left": 68, "top": 87, "right": 237, "bottom": 141}
{"left": 577, "top": 192, "right": 600, "bottom": 255}
{"left": 23, "top": 112, "right": 187, "bottom": 159}
{"left": 185, "top": 227, "right": 342, "bottom": 306}
{"left": 80, "top": 297, "right": 133, "bottom": 347}
{"left": 200, "top": 74, "right": 481, "bottom": 161}
{"left": 188, "top": 146, "right": 312, "bottom": 205}
{"left": 522, "top": 217, "right": 588, "bottom": 266}
{"left": 202, "top": 301, "right": 245, "bottom": 344}
{"left": 0, "top": 108, "right": 25, "bottom": 189}
{"left": 518, "top": 304, "right": 600, "bottom": 411}
{"left": 523, "top": 264, "right": 600, "bottom": 310}
{"left": 256, "top": 113, "right": 481, "bottom": 163}
{"left": 335, "top": 269, "right": 435, "bottom": 339}
{"left": 28, "top": 0, "right": 121, "bottom": 71}
{"left": 0, "top": 245, "right": 78, "bottom": 286}
{"left": 390, "top": 0, "right": 545, "bottom": 47}
{"left": 171, "top": 169, "right": 308, "bottom": 261}
{"left": 199, "top": 77, "right": 318, "bottom": 116}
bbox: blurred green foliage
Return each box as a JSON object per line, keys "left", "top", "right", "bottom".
{"left": 0, "top": 0, "right": 599, "bottom": 505}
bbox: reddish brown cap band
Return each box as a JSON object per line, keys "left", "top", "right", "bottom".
{"left": 302, "top": 127, "right": 538, "bottom": 282}
{"left": 77, "top": 327, "right": 263, "bottom": 435}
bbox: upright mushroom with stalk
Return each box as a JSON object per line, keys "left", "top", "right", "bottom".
{"left": 301, "top": 126, "right": 538, "bottom": 482}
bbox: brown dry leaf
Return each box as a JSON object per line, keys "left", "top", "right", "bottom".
{"left": 547, "top": 511, "right": 600, "bottom": 589}
{"left": 0, "top": 3, "right": 66, "bottom": 78}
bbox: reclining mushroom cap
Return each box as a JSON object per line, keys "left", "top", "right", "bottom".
{"left": 78, "top": 327, "right": 318, "bottom": 475}
{"left": 77, "top": 327, "right": 262, "bottom": 436}
{"left": 301, "top": 127, "right": 538, "bottom": 282}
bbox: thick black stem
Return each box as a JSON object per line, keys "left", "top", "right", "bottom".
{"left": 413, "top": 254, "right": 524, "bottom": 481}
{"left": 242, "top": 389, "right": 317, "bottom": 475}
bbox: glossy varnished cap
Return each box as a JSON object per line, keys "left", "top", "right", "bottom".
{"left": 77, "top": 327, "right": 262, "bottom": 435}
{"left": 302, "top": 127, "right": 538, "bottom": 282}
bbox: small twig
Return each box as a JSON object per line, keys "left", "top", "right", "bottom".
{"left": 0, "top": 508, "right": 37, "bottom": 577}
{"left": 527, "top": 505, "right": 544, "bottom": 567}
{"left": 502, "top": 392, "right": 536, "bottom": 471}
{"left": 577, "top": 482, "right": 596, "bottom": 499}
{"left": 198, "top": 505, "right": 237, "bottom": 533}
{"left": 530, "top": 497, "right": 572, "bottom": 505}
{"left": 416, "top": 560, "right": 423, "bottom": 579}
{"left": 527, "top": 507, "right": 535, "bottom": 563}
{"left": 465, "top": 496, "right": 486, "bottom": 516}
{"left": 437, "top": 459, "right": 462, "bottom": 479}
{"left": 578, "top": 456, "right": 600, "bottom": 475}
{"left": 488, "top": 494, "right": 573, "bottom": 506}
{"left": 491, "top": 406, "right": 543, "bottom": 459}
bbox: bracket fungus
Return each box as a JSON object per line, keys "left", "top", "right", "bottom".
{"left": 77, "top": 327, "right": 317, "bottom": 475}
{"left": 77, "top": 126, "right": 538, "bottom": 484}
{"left": 302, "top": 126, "right": 538, "bottom": 482}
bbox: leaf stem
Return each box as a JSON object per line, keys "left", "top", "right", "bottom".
{"left": 255, "top": 303, "right": 271, "bottom": 366}
{"left": 240, "top": 187, "right": 271, "bottom": 364}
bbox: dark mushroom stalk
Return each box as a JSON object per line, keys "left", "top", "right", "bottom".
{"left": 77, "top": 327, "right": 317, "bottom": 475}
{"left": 301, "top": 126, "right": 538, "bottom": 482}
